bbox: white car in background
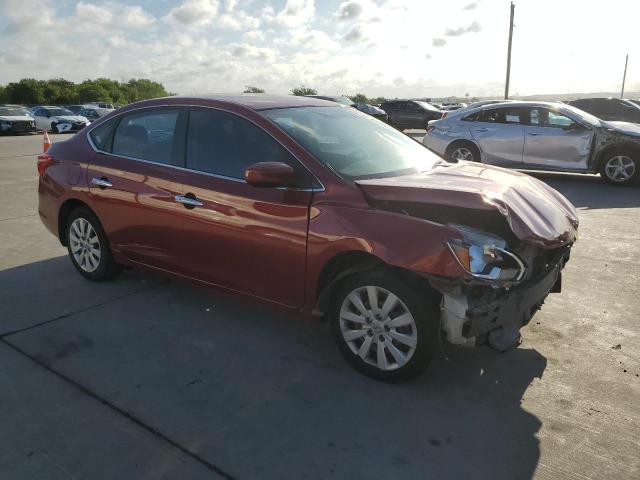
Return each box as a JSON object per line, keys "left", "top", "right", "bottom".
{"left": 0, "top": 105, "right": 36, "bottom": 134}
{"left": 31, "top": 106, "right": 90, "bottom": 133}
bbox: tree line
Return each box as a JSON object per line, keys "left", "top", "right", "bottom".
{"left": 0, "top": 78, "right": 171, "bottom": 106}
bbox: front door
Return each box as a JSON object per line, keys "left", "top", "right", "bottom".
{"left": 469, "top": 106, "right": 525, "bottom": 166}
{"left": 168, "top": 107, "right": 314, "bottom": 308}
{"left": 522, "top": 108, "right": 593, "bottom": 170}
{"left": 87, "top": 107, "right": 188, "bottom": 271}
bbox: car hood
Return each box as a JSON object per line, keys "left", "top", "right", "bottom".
{"left": 605, "top": 121, "right": 640, "bottom": 137}
{"left": 0, "top": 115, "right": 33, "bottom": 121}
{"left": 53, "top": 115, "right": 87, "bottom": 122}
{"left": 355, "top": 162, "right": 579, "bottom": 249}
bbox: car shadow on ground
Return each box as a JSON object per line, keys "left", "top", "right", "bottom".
{"left": 1, "top": 256, "right": 546, "bottom": 479}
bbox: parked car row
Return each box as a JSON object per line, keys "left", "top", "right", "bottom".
{"left": 0, "top": 102, "right": 116, "bottom": 135}
{"left": 423, "top": 101, "right": 640, "bottom": 185}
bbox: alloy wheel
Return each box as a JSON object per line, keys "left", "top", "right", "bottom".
{"left": 604, "top": 155, "right": 635, "bottom": 183}
{"left": 69, "top": 217, "right": 101, "bottom": 273}
{"left": 450, "top": 147, "right": 474, "bottom": 161}
{"left": 339, "top": 286, "right": 417, "bottom": 371}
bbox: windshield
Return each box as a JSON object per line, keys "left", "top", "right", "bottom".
{"left": 561, "top": 105, "right": 602, "bottom": 126}
{"left": 262, "top": 106, "right": 442, "bottom": 180}
{"left": 48, "top": 108, "right": 74, "bottom": 116}
{"left": 0, "top": 107, "right": 30, "bottom": 116}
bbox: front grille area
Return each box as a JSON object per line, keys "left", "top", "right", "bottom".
{"left": 10, "top": 121, "right": 35, "bottom": 132}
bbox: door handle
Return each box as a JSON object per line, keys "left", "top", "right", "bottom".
{"left": 91, "top": 177, "right": 112, "bottom": 188}
{"left": 175, "top": 194, "right": 203, "bottom": 208}
{"left": 528, "top": 132, "right": 541, "bottom": 136}
{"left": 475, "top": 127, "right": 489, "bottom": 132}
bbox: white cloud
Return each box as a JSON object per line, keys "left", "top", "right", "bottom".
{"left": 166, "top": 0, "right": 219, "bottom": 26}
{"left": 342, "top": 24, "right": 364, "bottom": 42}
{"left": 121, "top": 6, "right": 155, "bottom": 28}
{"left": 432, "top": 38, "right": 446, "bottom": 47}
{"left": 273, "top": 0, "right": 315, "bottom": 28}
{"left": 336, "top": 1, "right": 363, "bottom": 21}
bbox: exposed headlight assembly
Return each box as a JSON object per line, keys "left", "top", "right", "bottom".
{"left": 0, "top": 121, "right": 11, "bottom": 130}
{"left": 447, "top": 225, "right": 525, "bottom": 283}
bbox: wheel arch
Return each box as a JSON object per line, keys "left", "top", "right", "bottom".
{"left": 313, "top": 250, "right": 441, "bottom": 318}
{"left": 58, "top": 198, "right": 94, "bottom": 246}
{"left": 594, "top": 141, "right": 640, "bottom": 169}
{"left": 444, "top": 138, "right": 482, "bottom": 161}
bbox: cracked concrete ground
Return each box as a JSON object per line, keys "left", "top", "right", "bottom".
{"left": 0, "top": 133, "right": 638, "bottom": 479}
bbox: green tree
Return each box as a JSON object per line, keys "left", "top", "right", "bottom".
{"left": 42, "top": 78, "right": 77, "bottom": 104}
{"left": 0, "top": 85, "right": 6, "bottom": 103}
{"left": 291, "top": 85, "right": 317, "bottom": 96}
{"left": 125, "top": 79, "right": 170, "bottom": 103}
{"left": 349, "top": 93, "right": 369, "bottom": 104}
{"left": 243, "top": 86, "right": 265, "bottom": 93}
{"left": 370, "top": 97, "right": 386, "bottom": 105}
{"left": 5, "top": 78, "right": 46, "bottom": 105}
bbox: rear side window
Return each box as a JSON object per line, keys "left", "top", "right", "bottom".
{"left": 89, "top": 118, "right": 117, "bottom": 151}
{"left": 112, "top": 109, "right": 178, "bottom": 164}
{"left": 186, "top": 108, "right": 309, "bottom": 187}
{"left": 478, "top": 107, "right": 524, "bottom": 124}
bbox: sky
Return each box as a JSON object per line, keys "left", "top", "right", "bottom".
{"left": 0, "top": 0, "right": 638, "bottom": 98}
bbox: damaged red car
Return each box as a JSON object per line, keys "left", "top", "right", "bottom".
{"left": 37, "top": 95, "right": 578, "bottom": 382}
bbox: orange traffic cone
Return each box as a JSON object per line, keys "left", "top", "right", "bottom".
{"left": 43, "top": 130, "right": 51, "bottom": 152}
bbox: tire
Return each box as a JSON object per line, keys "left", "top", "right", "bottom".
{"left": 51, "top": 122, "right": 60, "bottom": 134}
{"left": 330, "top": 269, "right": 438, "bottom": 382}
{"left": 599, "top": 150, "right": 638, "bottom": 186}
{"left": 66, "top": 207, "right": 121, "bottom": 281}
{"left": 445, "top": 142, "right": 481, "bottom": 162}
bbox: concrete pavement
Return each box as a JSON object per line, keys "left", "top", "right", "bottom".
{"left": 0, "top": 133, "right": 638, "bottom": 479}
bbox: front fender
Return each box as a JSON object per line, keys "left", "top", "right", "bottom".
{"left": 305, "top": 204, "right": 467, "bottom": 308}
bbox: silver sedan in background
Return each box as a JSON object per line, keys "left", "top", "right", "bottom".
{"left": 423, "top": 101, "right": 640, "bottom": 185}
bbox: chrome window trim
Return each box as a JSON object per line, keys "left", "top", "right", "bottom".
{"left": 86, "top": 104, "right": 325, "bottom": 192}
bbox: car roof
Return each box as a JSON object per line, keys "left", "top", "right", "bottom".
{"left": 165, "top": 94, "right": 337, "bottom": 110}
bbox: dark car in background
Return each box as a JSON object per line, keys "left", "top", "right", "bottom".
{"left": 37, "top": 95, "right": 578, "bottom": 382}
{"left": 380, "top": 100, "right": 442, "bottom": 130}
{"left": 355, "top": 103, "right": 388, "bottom": 122}
{"left": 568, "top": 98, "right": 640, "bottom": 124}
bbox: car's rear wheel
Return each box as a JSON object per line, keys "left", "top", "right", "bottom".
{"left": 66, "top": 207, "right": 120, "bottom": 281}
{"left": 330, "top": 269, "right": 438, "bottom": 382}
{"left": 600, "top": 151, "right": 638, "bottom": 185}
{"left": 446, "top": 142, "right": 481, "bottom": 162}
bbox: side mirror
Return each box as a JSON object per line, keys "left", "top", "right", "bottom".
{"left": 245, "top": 162, "right": 296, "bottom": 188}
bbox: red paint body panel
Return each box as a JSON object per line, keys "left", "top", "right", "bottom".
{"left": 37, "top": 95, "right": 579, "bottom": 316}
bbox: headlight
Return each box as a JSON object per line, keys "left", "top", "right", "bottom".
{"left": 0, "top": 121, "right": 11, "bottom": 129}
{"left": 447, "top": 225, "right": 525, "bottom": 283}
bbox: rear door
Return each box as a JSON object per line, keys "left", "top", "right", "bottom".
{"left": 87, "top": 107, "right": 188, "bottom": 271}
{"left": 167, "top": 107, "right": 314, "bottom": 308}
{"left": 469, "top": 107, "right": 525, "bottom": 165}
{"left": 522, "top": 108, "right": 592, "bottom": 170}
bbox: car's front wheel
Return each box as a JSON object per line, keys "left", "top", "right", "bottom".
{"left": 66, "top": 207, "right": 120, "bottom": 281}
{"left": 330, "top": 269, "right": 438, "bottom": 382}
{"left": 600, "top": 151, "right": 638, "bottom": 185}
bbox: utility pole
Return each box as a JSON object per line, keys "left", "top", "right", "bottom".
{"left": 620, "top": 54, "right": 628, "bottom": 99}
{"left": 504, "top": 2, "right": 515, "bottom": 100}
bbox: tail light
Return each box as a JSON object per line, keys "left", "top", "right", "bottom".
{"left": 426, "top": 125, "right": 435, "bottom": 135}
{"left": 441, "top": 111, "right": 448, "bottom": 119}
{"left": 37, "top": 153, "right": 55, "bottom": 175}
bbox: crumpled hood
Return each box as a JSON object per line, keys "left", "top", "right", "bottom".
{"left": 53, "top": 115, "right": 87, "bottom": 123}
{"left": 605, "top": 121, "right": 640, "bottom": 137}
{"left": 0, "top": 115, "right": 33, "bottom": 121}
{"left": 356, "top": 162, "right": 579, "bottom": 248}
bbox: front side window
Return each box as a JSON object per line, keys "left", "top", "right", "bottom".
{"left": 262, "top": 106, "right": 441, "bottom": 180}
{"left": 89, "top": 118, "right": 117, "bottom": 151}
{"left": 112, "top": 109, "right": 178, "bottom": 164}
{"left": 186, "top": 108, "right": 309, "bottom": 186}
{"left": 545, "top": 110, "right": 573, "bottom": 128}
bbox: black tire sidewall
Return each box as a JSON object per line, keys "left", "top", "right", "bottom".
{"left": 599, "top": 151, "right": 639, "bottom": 186}
{"left": 66, "top": 207, "right": 118, "bottom": 281}
{"left": 447, "top": 142, "right": 480, "bottom": 163}
{"left": 330, "top": 269, "right": 438, "bottom": 383}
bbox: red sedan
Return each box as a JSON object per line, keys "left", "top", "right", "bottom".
{"left": 37, "top": 95, "right": 578, "bottom": 382}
